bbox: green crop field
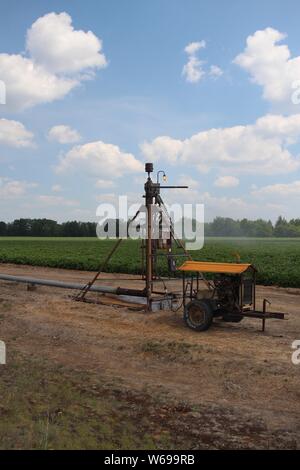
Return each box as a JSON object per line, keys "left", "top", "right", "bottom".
{"left": 0, "top": 237, "right": 300, "bottom": 287}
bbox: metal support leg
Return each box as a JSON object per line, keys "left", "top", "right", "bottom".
{"left": 262, "top": 298, "right": 271, "bottom": 332}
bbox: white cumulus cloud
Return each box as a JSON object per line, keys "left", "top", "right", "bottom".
{"left": 141, "top": 136, "right": 183, "bottom": 164}
{"left": 48, "top": 125, "right": 81, "bottom": 144}
{"left": 182, "top": 56, "right": 205, "bottom": 83}
{"left": 234, "top": 27, "right": 300, "bottom": 104}
{"left": 26, "top": 12, "right": 107, "bottom": 74}
{"left": 214, "top": 176, "right": 239, "bottom": 188}
{"left": 182, "top": 41, "right": 206, "bottom": 83}
{"left": 38, "top": 195, "right": 79, "bottom": 207}
{"left": 95, "top": 179, "right": 115, "bottom": 189}
{"left": 209, "top": 65, "right": 223, "bottom": 78}
{"left": 56, "top": 141, "right": 144, "bottom": 178}
{"left": 140, "top": 114, "right": 300, "bottom": 175}
{"left": 0, "top": 54, "right": 77, "bottom": 112}
{"left": 252, "top": 180, "right": 300, "bottom": 198}
{"left": 182, "top": 40, "right": 223, "bottom": 83}
{"left": 178, "top": 175, "right": 199, "bottom": 189}
{"left": 0, "top": 118, "right": 34, "bottom": 147}
{"left": 0, "top": 12, "right": 107, "bottom": 112}
{"left": 0, "top": 177, "right": 36, "bottom": 198}
{"left": 184, "top": 41, "right": 206, "bottom": 56}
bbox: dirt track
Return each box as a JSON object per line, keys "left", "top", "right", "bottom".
{"left": 1, "top": 263, "right": 300, "bottom": 449}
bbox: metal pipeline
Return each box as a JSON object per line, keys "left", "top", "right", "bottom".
{"left": 0, "top": 273, "right": 146, "bottom": 297}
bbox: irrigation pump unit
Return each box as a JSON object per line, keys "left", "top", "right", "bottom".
{"left": 0, "top": 162, "right": 286, "bottom": 332}
{"left": 178, "top": 261, "right": 285, "bottom": 332}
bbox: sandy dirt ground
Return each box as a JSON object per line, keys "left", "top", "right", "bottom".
{"left": 0, "top": 263, "right": 300, "bottom": 449}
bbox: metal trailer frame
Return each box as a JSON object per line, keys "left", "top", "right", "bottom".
{"left": 180, "top": 261, "right": 285, "bottom": 331}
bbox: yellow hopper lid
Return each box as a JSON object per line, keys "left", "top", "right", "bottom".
{"left": 177, "top": 261, "right": 256, "bottom": 274}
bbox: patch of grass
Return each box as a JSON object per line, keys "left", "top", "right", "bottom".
{"left": 0, "top": 351, "right": 297, "bottom": 450}
{"left": 0, "top": 353, "right": 171, "bottom": 450}
{"left": 0, "top": 299, "right": 12, "bottom": 313}
{"left": 140, "top": 339, "right": 212, "bottom": 363}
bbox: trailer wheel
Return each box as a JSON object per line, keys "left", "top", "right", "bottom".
{"left": 184, "top": 300, "right": 213, "bottom": 331}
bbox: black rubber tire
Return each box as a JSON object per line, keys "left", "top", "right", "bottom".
{"left": 184, "top": 300, "right": 214, "bottom": 331}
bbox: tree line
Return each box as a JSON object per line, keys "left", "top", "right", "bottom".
{"left": 205, "top": 216, "right": 300, "bottom": 237}
{"left": 0, "top": 219, "right": 97, "bottom": 237}
{"left": 0, "top": 216, "right": 300, "bottom": 237}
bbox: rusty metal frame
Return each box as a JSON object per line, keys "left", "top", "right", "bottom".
{"left": 181, "top": 267, "right": 285, "bottom": 331}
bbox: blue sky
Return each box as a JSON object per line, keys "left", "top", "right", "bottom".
{"left": 1, "top": 0, "right": 300, "bottom": 222}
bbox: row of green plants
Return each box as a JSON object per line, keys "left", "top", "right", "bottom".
{"left": 0, "top": 237, "right": 299, "bottom": 287}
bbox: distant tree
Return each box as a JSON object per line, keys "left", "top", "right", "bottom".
{"left": 0, "top": 221, "right": 7, "bottom": 235}
{"left": 253, "top": 219, "right": 273, "bottom": 237}
{"left": 289, "top": 218, "right": 300, "bottom": 227}
{"left": 86, "top": 222, "right": 97, "bottom": 237}
{"left": 30, "top": 219, "right": 59, "bottom": 237}
{"left": 274, "top": 216, "right": 300, "bottom": 237}
{"left": 209, "top": 217, "right": 242, "bottom": 237}
{"left": 61, "top": 221, "right": 82, "bottom": 237}
{"left": 7, "top": 219, "right": 31, "bottom": 236}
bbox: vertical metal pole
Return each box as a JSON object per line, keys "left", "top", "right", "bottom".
{"left": 144, "top": 163, "right": 154, "bottom": 311}
{"left": 146, "top": 200, "right": 152, "bottom": 309}
{"left": 262, "top": 298, "right": 270, "bottom": 332}
{"left": 183, "top": 271, "right": 186, "bottom": 308}
{"left": 240, "top": 274, "right": 243, "bottom": 310}
{"left": 262, "top": 299, "right": 266, "bottom": 332}
{"left": 253, "top": 271, "right": 256, "bottom": 311}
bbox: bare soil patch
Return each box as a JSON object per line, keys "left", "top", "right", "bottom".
{"left": 0, "top": 264, "right": 299, "bottom": 449}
